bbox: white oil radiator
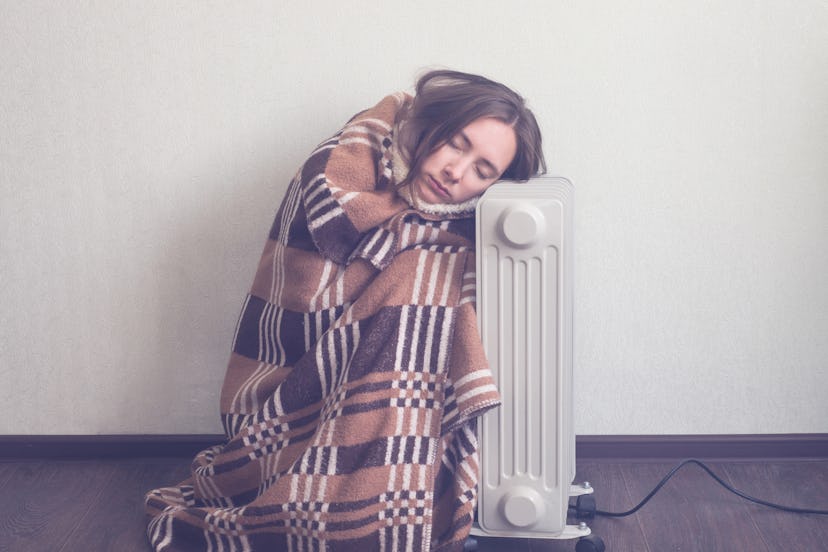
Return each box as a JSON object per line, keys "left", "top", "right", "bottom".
{"left": 472, "top": 177, "right": 603, "bottom": 551}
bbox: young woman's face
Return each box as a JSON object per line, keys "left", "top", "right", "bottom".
{"left": 412, "top": 117, "right": 517, "bottom": 205}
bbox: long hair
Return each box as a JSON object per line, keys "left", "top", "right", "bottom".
{"left": 397, "top": 69, "right": 546, "bottom": 182}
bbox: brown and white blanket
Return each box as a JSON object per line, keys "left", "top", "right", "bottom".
{"left": 145, "top": 93, "right": 501, "bottom": 551}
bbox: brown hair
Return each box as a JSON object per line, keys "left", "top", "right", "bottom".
{"left": 397, "top": 69, "right": 546, "bottom": 182}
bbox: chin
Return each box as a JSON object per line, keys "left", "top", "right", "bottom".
{"left": 414, "top": 180, "right": 441, "bottom": 205}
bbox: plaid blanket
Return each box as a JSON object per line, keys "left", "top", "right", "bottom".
{"left": 145, "top": 93, "right": 500, "bottom": 551}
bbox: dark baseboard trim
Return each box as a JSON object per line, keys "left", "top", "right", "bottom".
{"left": 1, "top": 433, "right": 826, "bottom": 461}
{"left": 576, "top": 433, "right": 828, "bottom": 461}
{"left": 0, "top": 434, "right": 227, "bottom": 459}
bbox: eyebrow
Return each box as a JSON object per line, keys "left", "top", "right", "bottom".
{"left": 457, "top": 131, "right": 502, "bottom": 176}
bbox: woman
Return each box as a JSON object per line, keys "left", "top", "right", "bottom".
{"left": 146, "top": 69, "right": 545, "bottom": 552}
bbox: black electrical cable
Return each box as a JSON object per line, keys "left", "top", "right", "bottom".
{"left": 569, "top": 458, "right": 828, "bottom": 517}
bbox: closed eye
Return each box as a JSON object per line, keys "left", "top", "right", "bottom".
{"left": 476, "top": 165, "right": 495, "bottom": 180}
{"left": 449, "top": 132, "right": 471, "bottom": 151}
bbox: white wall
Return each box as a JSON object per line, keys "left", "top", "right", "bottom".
{"left": 1, "top": 1, "right": 826, "bottom": 436}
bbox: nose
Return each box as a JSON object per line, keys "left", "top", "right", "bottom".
{"left": 443, "top": 157, "right": 470, "bottom": 184}
{"left": 443, "top": 164, "right": 461, "bottom": 183}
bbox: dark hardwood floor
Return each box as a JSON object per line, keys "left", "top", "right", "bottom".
{"left": 0, "top": 457, "right": 825, "bottom": 551}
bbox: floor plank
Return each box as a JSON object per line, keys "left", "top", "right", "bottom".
{"left": 0, "top": 461, "right": 116, "bottom": 552}
{"left": 0, "top": 461, "right": 18, "bottom": 492}
{"left": 474, "top": 535, "right": 533, "bottom": 551}
{"left": 620, "top": 461, "right": 771, "bottom": 552}
{"left": 721, "top": 460, "right": 828, "bottom": 551}
{"left": 562, "top": 462, "right": 651, "bottom": 552}
{"left": 0, "top": 457, "right": 824, "bottom": 551}
{"left": 59, "top": 458, "right": 192, "bottom": 552}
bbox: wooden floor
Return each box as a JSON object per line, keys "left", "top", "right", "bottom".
{"left": 0, "top": 457, "right": 826, "bottom": 551}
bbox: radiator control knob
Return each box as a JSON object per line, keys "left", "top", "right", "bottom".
{"left": 499, "top": 204, "right": 545, "bottom": 248}
{"left": 501, "top": 487, "right": 546, "bottom": 527}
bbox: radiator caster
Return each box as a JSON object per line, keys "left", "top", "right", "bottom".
{"left": 575, "top": 494, "right": 596, "bottom": 519}
{"left": 463, "top": 536, "right": 478, "bottom": 551}
{"left": 575, "top": 534, "right": 605, "bottom": 552}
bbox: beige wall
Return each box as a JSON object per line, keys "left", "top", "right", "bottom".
{"left": 2, "top": 1, "right": 826, "bottom": 435}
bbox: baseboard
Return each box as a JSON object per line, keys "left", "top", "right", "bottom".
{"left": 1, "top": 433, "right": 826, "bottom": 460}
{"left": 0, "top": 434, "right": 226, "bottom": 459}
{"left": 576, "top": 433, "right": 828, "bottom": 461}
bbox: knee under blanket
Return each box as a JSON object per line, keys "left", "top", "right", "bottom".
{"left": 145, "top": 93, "right": 501, "bottom": 551}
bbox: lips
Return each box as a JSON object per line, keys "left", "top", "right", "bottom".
{"left": 427, "top": 175, "right": 451, "bottom": 199}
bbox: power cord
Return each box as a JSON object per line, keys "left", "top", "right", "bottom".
{"left": 570, "top": 458, "right": 828, "bottom": 518}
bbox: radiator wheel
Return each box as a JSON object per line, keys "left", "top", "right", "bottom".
{"left": 576, "top": 534, "right": 606, "bottom": 552}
